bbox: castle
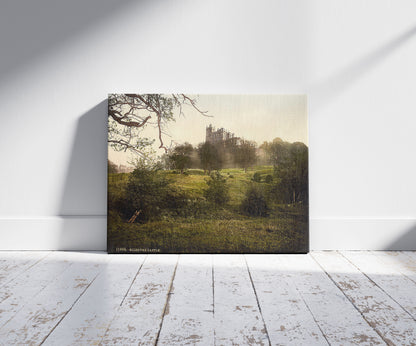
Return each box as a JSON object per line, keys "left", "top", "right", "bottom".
{"left": 205, "top": 124, "right": 240, "bottom": 146}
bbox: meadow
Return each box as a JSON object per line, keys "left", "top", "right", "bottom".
{"left": 108, "top": 166, "right": 308, "bottom": 254}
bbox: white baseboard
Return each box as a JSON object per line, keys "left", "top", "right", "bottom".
{"left": 310, "top": 218, "right": 416, "bottom": 250}
{"left": 0, "top": 217, "right": 415, "bottom": 251}
{"left": 0, "top": 216, "right": 106, "bottom": 251}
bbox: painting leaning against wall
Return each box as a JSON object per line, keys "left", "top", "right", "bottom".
{"left": 107, "top": 94, "right": 308, "bottom": 254}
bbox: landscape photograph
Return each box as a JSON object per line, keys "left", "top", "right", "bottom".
{"left": 108, "top": 94, "right": 308, "bottom": 254}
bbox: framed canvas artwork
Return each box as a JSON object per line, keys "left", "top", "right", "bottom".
{"left": 108, "top": 94, "right": 308, "bottom": 254}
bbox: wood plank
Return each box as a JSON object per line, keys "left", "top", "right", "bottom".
{"left": 213, "top": 255, "right": 269, "bottom": 345}
{"left": 278, "top": 254, "right": 384, "bottom": 345}
{"left": 342, "top": 251, "right": 416, "bottom": 320}
{"left": 0, "top": 252, "right": 108, "bottom": 345}
{"left": 42, "top": 254, "right": 146, "bottom": 346}
{"left": 0, "top": 251, "right": 74, "bottom": 328}
{"left": 0, "top": 251, "right": 50, "bottom": 287}
{"left": 403, "top": 251, "right": 416, "bottom": 265}
{"left": 312, "top": 251, "right": 416, "bottom": 345}
{"left": 245, "top": 255, "right": 327, "bottom": 345}
{"left": 372, "top": 251, "right": 416, "bottom": 282}
{"left": 157, "top": 254, "right": 214, "bottom": 345}
{"left": 100, "top": 254, "right": 178, "bottom": 345}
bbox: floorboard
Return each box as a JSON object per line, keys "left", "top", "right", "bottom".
{"left": 0, "top": 252, "right": 73, "bottom": 329}
{"left": 100, "top": 254, "right": 178, "bottom": 345}
{"left": 373, "top": 251, "right": 416, "bottom": 283}
{"left": 0, "top": 252, "right": 49, "bottom": 288}
{"left": 280, "top": 254, "right": 384, "bottom": 345}
{"left": 213, "top": 255, "right": 270, "bottom": 345}
{"left": 245, "top": 255, "right": 327, "bottom": 345}
{"left": 341, "top": 251, "right": 416, "bottom": 320}
{"left": 157, "top": 255, "right": 214, "bottom": 345}
{"left": 0, "top": 251, "right": 415, "bottom": 345}
{"left": 0, "top": 252, "right": 107, "bottom": 345}
{"left": 43, "top": 254, "right": 146, "bottom": 345}
{"left": 312, "top": 251, "right": 416, "bottom": 345}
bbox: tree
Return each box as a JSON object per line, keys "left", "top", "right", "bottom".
{"left": 108, "top": 160, "right": 118, "bottom": 174}
{"left": 234, "top": 140, "right": 257, "bottom": 172}
{"left": 125, "top": 166, "right": 185, "bottom": 222}
{"left": 288, "top": 142, "right": 308, "bottom": 203}
{"left": 267, "top": 140, "right": 308, "bottom": 204}
{"left": 168, "top": 143, "right": 193, "bottom": 174}
{"left": 265, "top": 138, "right": 291, "bottom": 167}
{"left": 108, "top": 94, "right": 208, "bottom": 158}
{"left": 197, "top": 142, "right": 222, "bottom": 174}
{"left": 203, "top": 172, "right": 230, "bottom": 206}
{"left": 240, "top": 185, "right": 269, "bottom": 217}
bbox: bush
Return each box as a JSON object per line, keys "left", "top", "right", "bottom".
{"left": 203, "top": 172, "right": 230, "bottom": 206}
{"left": 126, "top": 168, "right": 185, "bottom": 222}
{"left": 265, "top": 174, "right": 273, "bottom": 183}
{"left": 252, "top": 172, "right": 262, "bottom": 182}
{"left": 240, "top": 185, "right": 270, "bottom": 217}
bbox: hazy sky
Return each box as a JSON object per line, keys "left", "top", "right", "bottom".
{"left": 109, "top": 94, "right": 307, "bottom": 166}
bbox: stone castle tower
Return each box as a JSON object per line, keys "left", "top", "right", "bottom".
{"left": 205, "top": 124, "right": 239, "bottom": 145}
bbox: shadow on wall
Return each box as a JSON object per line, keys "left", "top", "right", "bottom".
{"left": 309, "top": 24, "right": 416, "bottom": 111}
{"left": 0, "top": 0, "right": 138, "bottom": 82}
{"left": 58, "top": 100, "right": 108, "bottom": 250}
{"left": 385, "top": 224, "right": 416, "bottom": 251}
{"left": 307, "top": 23, "right": 416, "bottom": 251}
{"left": 60, "top": 100, "right": 108, "bottom": 216}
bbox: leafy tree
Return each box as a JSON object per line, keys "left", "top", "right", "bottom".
{"left": 168, "top": 143, "right": 193, "bottom": 174}
{"left": 240, "top": 185, "right": 269, "bottom": 217}
{"left": 203, "top": 172, "right": 230, "bottom": 206}
{"left": 108, "top": 160, "right": 118, "bottom": 174}
{"left": 197, "top": 142, "right": 222, "bottom": 174}
{"left": 125, "top": 167, "right": 180, "bottom": 221}
{"left": 234, "top": 140, "right": 257, "bottom": 172}
{"left": 265, "top": 138, "right": 291, "bottom": 167}
{"left": 108, "top": 94, "right": 207, "bottom": 157}
{"left": 269, "top": 141, "right": 308, "bottom": 204}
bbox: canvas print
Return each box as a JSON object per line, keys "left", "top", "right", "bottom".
{"left": 108, "top": 94, "right": 308, "bottom": 254}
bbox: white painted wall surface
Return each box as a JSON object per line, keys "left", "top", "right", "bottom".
{"left": 0, "top": 0, "right": 415, "bottom": 250}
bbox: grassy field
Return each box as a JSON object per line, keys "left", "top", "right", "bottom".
{"left": 108, "top": 166, "right": 308, "bottom": 254}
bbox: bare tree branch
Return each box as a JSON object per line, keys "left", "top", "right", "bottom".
{"left": 108, "top": 93, "right": 209, "bottom": 155}
{"left": 109, "top": 109, "right": 152, "bottom": 128}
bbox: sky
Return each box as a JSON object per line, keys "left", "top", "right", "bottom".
{"left": 108, "top": 94, "right": 307, "bottom": 166}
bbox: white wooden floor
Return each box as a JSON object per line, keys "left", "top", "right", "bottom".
{"left": 0, "top": 252, "right": 415, "bottom": 345}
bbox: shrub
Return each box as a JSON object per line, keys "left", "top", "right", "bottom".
{"left": 252, "top": 172, "right": 262, "bottom": 182}
{"left": 203, "top": 172, "right": 230, "bottom": 206}
{"left": 126, "top": 168, "right": 185, "bottom": 222}
{"left": 240, "top": 185, "right": 270, "bottom": 217}
{"left": 265, "top": 174, "right": 273, "bottom": 183}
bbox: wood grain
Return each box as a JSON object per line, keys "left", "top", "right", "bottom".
{"left": 100, "top": 254, "right": 178, "bottom": 345}
{"left": 213, "top": 255, "right": 270, "bottom": 345}
{"left": 0, "top": 251, "right": 415, "bottom": 345}
{"left": 313, "top": 251, "right": 416, "bottom": 345}
{"left": 157, "top": 254, "right": 214, "bottom": 345}
{"left": 280, "top": 254, "right": 384, "bottom": 345}
{"left": 245, "top": 254, "right": 327, "bottom": 345}
{"left": 43, "top": 254, "right": 145, "bottom": 345}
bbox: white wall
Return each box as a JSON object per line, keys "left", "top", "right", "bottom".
{"left": 1, "top": 0, "right": 415, "bottom": 250}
